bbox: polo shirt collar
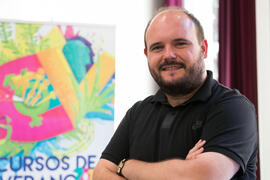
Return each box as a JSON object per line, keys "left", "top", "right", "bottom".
{"left": 151, "top": 70, "right": 216, "bottom": 106}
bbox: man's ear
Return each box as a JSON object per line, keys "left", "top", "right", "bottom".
{"left": 201, "top": 39, "right": 208, "bottom": 58}
{"left": 144, "top": 48, "right": 147, "bottom": 56}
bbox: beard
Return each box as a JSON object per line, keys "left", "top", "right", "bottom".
{"left": 149, "top": 56, "right": 205, "bottom": 97}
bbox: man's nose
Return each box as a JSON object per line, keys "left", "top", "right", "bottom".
{"left": 163, "top": 46, "right": 176, "bottom": 59}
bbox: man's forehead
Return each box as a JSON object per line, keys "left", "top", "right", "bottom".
{"left": 156, "top": 10, "right": 185, "bottom": 20}
{"left": 150, "top": 10, "right": 189, "bottom": 26}
{"left": 146, "top": 10, "right": 196, "bottom": 40}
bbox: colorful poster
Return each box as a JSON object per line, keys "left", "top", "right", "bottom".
{"left": 0, "top": 22, "right": 115, "bottom": 179}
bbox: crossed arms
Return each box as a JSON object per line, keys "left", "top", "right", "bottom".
{"left": 93, "top": 140, "right": 239, "bottom": 180}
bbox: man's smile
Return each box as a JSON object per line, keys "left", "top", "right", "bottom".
{"left": 159, "top": 62, "right": 186, "bottom": 72}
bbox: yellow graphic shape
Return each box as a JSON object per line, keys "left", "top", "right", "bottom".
{"left": 9, "top": 68, "right": 56, "bottom": 108}
{"left": 37, "top": 47, "right": 77, "bottom": 125}
{"left": 38, "top": 27, "right": 66, "bottom": 48}
{"left": 81, "top": 52, "right": 115, "bottom": 96}
{"left": 11, "top": 71, "right": 35, "bottom": 99}
{"left": 24, "top": 69, "right": 45, "bottom": 105}
{"left": 88, "top": 169, "right": 94, "bottom": 179}
{"left": 29, "top": 79, "right": 52, "bottom": 106}
{"left": 36, "top": 91, "right": 57, "bottom": 106}
{"left": 37, "top": 48, "right": 115, "bottom": 126}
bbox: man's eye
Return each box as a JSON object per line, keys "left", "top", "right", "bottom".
{"left": 151, "top": 46, "right": 163, "bottom": 51}
{"left": 175, "top": 42, "right": 186, "bottom": 47}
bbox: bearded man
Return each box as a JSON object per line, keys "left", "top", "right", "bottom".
{"left": 93, "top": 7, "right": 258, "bottom": 180}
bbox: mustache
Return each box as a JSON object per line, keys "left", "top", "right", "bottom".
{"left": 159, "top": 60, "right": 186, "bottom": 71}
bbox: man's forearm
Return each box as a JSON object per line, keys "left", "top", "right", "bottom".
{"left": 120, "top": 140, "right": 208, "bottom": 180}
{"left": 122, "top": 159, "right": 198, "bottom": 180}
{"left": 93, "top": 167, "right": 127, "bottom": 180}
{"left": 121, "top": 152, "right": 239, "bottom": 180}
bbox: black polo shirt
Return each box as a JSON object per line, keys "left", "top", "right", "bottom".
{"left": 101, "top": 71, "right": 258, "bottom": 180}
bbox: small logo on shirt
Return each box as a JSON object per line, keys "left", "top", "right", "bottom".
{"left": 192, "top": 120, "right": 203, "bottom": 130}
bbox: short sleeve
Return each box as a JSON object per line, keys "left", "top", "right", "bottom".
{"left": 100, "top": 101, "right": 143, "bottom": 165}
{"left": 100, "top": 109, "right": 131, "bottom": 165}
{"left": 201, "top": 96, "right": 258, "bottom": 175}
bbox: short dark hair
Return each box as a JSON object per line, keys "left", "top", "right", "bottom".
{"left": 144, "top": 6, "right": 205, "bottom": 52}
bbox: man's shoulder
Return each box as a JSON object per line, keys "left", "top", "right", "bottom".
{"left": 210, "top": 82, "right": 255, "bottom": 112}
{"left": 123, "top": 95, "right": 157, "bottom": 123}
{"left": 130, "top": 95, "right": 156, "bottom": 110}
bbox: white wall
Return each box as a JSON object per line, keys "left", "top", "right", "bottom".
{"left": 114, "top": 1, "right": 162, "bottom": 128}
{"left": 183, "top": 0, "right": 219, "bottom": 80}
{"left": 256, "top": 0, "right": 270, "bottom": 179}
{"left": 0, "top": 0, "right": 161, "bottom": 128}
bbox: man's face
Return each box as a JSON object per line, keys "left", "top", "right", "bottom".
{"left": 145, "top": 11, "right": 208, "bottom": 96}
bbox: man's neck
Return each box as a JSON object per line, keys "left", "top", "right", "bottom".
{"left": 166, "top": 88, "right": 199, "bottom": 107}
{"left": 165, "top": 73, "right": 207, "bottom": 107}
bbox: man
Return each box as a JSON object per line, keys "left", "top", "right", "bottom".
{"left": 93, "top": 7, "right": 258, "bottom": 180}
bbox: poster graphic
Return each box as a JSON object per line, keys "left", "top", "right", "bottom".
{"left": 0, "top": 22, "right": 115, "bottom": 179}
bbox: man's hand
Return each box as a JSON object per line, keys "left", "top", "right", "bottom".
{"left": 186, "top": 139, "right": 206, "bottom": 160}
{"left": 93, "top": 159, "right": 127, "bottom": 180}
